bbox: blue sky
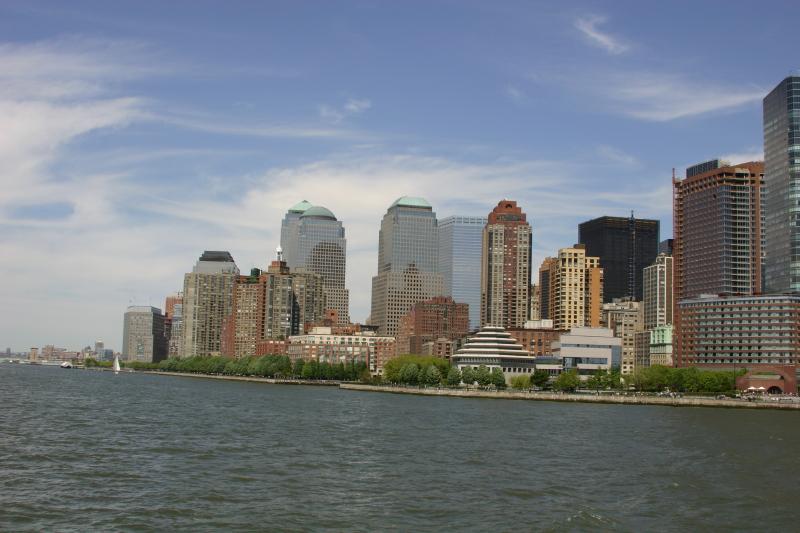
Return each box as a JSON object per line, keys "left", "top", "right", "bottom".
{"left": 0, "top": 0, "right": 797, "bottom": 351}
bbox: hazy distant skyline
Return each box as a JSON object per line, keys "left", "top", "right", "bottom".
{"left": 1, "top": 0, "right": 797, "bottom": 350}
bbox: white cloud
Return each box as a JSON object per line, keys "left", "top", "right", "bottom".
{"left": 575, "top": 15, "right": 629, "bottom": 55}
{"left": 596, "top": 145, "right": 638, "bottom": 166}
{"left": 718, "top": 149, "right": 764, "bottom": 165}
{"left": 505, "top": 85, "right": 525, "bottom": 103}
{"left": 319, "top": 97, "right": 372, "bottom": 123}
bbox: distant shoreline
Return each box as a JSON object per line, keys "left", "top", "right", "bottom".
{"left": 339, "top": 383, "right": 800, "bottom": 410}
{"left": 81, "top": 367, "right": 342, "bottom": 386}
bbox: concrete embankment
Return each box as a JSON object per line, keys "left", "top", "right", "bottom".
{"left": 339, "top": 383, "right": 800, "bottom": 410}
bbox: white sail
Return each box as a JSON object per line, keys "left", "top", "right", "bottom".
{"left": 112, "top": 354, "right": 121, "bottom": 373}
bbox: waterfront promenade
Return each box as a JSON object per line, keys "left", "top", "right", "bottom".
{"left": 340, "top": 383, "right": 800, "bottom": 410}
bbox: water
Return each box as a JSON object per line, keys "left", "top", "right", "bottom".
{"left": 1, "top": 364, "right": 798, "bottom": 532}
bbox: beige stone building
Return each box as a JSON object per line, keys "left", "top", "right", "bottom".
{"left": 539, "top": 245, "right": 603, "bottom": 331}
{"left": 602, "top": 298, "right": 644, "bottom": 375}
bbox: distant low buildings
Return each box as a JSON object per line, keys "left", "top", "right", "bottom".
{"left": 602, "top": 298, "right": 643, "bottom": 375}
{"left": 507, "top": 319, "right": 564, "bottom": 358}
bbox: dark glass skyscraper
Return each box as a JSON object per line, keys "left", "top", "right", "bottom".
{"left": 578, "top": 215, "right": 659, "bottom": 302}
{"left": 763, "top": 75, "right": 800, "bottom": 293}
{"left": 438, "top": 215, "right": 486, "bottom": 330}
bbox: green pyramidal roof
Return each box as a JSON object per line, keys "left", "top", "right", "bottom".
{"left": 288, "top": 200, "right": 313, "bottom": 214}
{"left": 301, "top": 205, "right": 337, "bottom": 220}
{"left": 390, "top": 196, "right": 432, "bottom": 209}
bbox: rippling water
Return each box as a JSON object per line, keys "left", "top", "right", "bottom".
{"left": 1, "top": 364, "right": 799, "bottom": 531}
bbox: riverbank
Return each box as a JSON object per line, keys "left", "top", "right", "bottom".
{"left": 340, "top": 383, "right": 800, "bottom": 410}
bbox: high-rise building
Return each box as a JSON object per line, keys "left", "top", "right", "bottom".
{"left": 601, "top": 298, "right": 643, "bottom": 375}
{"left": 540, "top": 245, "right": 603, "bottom": 331}
{"left": 122, "top": 306, "right": 167, "bottom": 363}
{"left": 578, "top": 214, "right": 659, "bottom": 302}
{"left": 529, "top": 284, "right": 541, "bottom": 321}
{"left": 370, "top": 197, "right": 445, "bottom": 336}
{"left": 280, "top": 202, "right": 350, "bottom": 324}
{"left": 438, "top": 215, "right": 486, "bottom": 330}
{"left": 396, "top": 296, "right": 469, "bottom": 356}
{"left": 538, "top": 257, "right": 557, "bottom": 320}
{"left": 672, "top": 160, "right": 765, "bottom": 367}
{"left": 673, "top": 160, "right": 764, "bottom": 300}
{"left": 167, "top": 301, "right": 183, "bottom": 358}
{"left": 763, "top": 75, "right": 800, "bottom": 293}
{"left": 480, "top": 200, "right": 532, "bottom": 329}
{"left": 643, "top": 253, "right": 673, "bottom": 330}
{"left": 181, "top": 251, "right": 239, "bottom": 357}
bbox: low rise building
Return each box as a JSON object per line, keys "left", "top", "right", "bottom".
{"left": 551, "top": 327, "right": 622, "bottom": 379}
{"left": 286, "top": 327, "right": 396, "bottom": 374}
{"left": 649, "top": 325, "right": 674, "bottom": 367}
{"left": 451, "top": 326, "right": 534, "bottom": 384}
{"left": 508, "top": 319, "right": 565, "bottom": 357}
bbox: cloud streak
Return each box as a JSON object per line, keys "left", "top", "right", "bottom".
{"left": 575, "top": 15, "right": 629, "bottom": 55}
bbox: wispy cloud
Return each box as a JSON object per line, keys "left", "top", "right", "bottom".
{"left": 505, "top": 85, "right": 525, "bottom": 103}
{"left": 319, "top": 97, "right": 372, "bottom": 124}
{"left": 718, "top": 148, "right": 764, "bottom": 165}
{"left": 597, "top": 145, "right": 638, "bottom": 166}
{"left": 575, "top": 15, "right": 629, "bottom": 55}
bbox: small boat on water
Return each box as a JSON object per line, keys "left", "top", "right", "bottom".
{"left": 60, "top": 361, "right": 73, "bottom": 369}
{"left": 112, "top": 354, "right": 121, "bottom": 373}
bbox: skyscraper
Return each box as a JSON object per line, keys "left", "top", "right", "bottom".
{"left": 280, "top": 202, "right": 350, "bottom": 324}
{"left": 122, "top": 306, "right": 167, "bottom": 363}
{"left": 480, "top": 200, "right": 532, "bottom": 329}
{"left": 578, "top": 215, "right": 659, "bottom": 302}
{"left": 438, "top": 215, "right": 486, "bottom": 330}
{"left": 763, "top": 75, "right": 800, "bottom": 293}
{"left": 370, "top": 196, "right": 445, "bottom": 336}
{"left": 672, "top": 160, "right": 764, "bottom": 300}
{"left": 539, "top": 245, "right": 603, "bottom": 330}
{"left": 672, "top": 160, "right": 764, "bottom": 367}
{"left": 396, "top": 296, "right": 470, "bottom": 356}
{"left": 181, "top": 251, "right": 239, "bottom": 357}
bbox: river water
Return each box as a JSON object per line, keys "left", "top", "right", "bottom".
{"left": 1, "top": 363, "right": 798, "bottom": 531}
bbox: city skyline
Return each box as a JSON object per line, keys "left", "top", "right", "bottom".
{"left": 1, "top": 1, "right": 797, "bottom": 349}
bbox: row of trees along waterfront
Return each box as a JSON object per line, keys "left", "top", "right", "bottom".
{"left": 85, "top": 356, "right": 369, "bottom": 381}
{"left": 384, "top": 356, "right": 507, "bottom": 388}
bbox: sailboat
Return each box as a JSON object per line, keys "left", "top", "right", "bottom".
{"left": 112, "top": 354, "right": 121, "bottom": 373}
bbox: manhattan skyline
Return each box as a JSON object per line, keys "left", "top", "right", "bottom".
{"left": 0, "top": 1, "right": 797, "bottom": 349}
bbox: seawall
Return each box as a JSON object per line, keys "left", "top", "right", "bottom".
{"left": 339, "top": 383, "right": 800, "bottom": 410}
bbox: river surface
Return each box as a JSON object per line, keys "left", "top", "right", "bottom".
{"left": 1, "top": 363, "right": 799, "bottom": 532}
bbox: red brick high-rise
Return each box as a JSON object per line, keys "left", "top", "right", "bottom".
{"left": 480, "top": 200, "right": 532, "bottom": 328}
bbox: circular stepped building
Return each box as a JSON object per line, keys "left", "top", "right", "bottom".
{"left": 451, "top": 326, "right": 534, "bottom": 384}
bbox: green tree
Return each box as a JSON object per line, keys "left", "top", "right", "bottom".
{"left": 400, "top": 363, "right": 419, "bottom": 385}
{"left": 292, "top": 359, "right": 305, "bottom": 377}
{"left": 446, "top": 367, "right": 462, "bottom": 387}
{"left": 490, "top": 368, "right": 506, "bottom": 389}
{"left": 553, "top": 369, "right": 579, "bottom": 392}
{"left": 531, "top": 369, "right": 550, "bottom": 389}
{"left": 461, "top": 366, "right": 475, "bottom": 385}
{"left": 475, "top": 365, "right": 492, "bottom": 387}
{"left": 423, "top": 365, "right": 442, "bottom": 386}
{"left": 510, "top": 374, "right": 530, "bottom": 390}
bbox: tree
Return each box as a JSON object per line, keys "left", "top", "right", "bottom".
{"left": 475, "top": 365, "right": 492, "bottom": 387}
{"left": 553, "top": 369, "right": 579, "bottom": 392}
{"left": 461, "top": 366, "right": 475, "bottom": 385}
{"left": 510, "top": 375, "right": 530, "bottom": 390}
{"left": 446, "top": 367, "right": 462, "bottom": 387}
{"left": 531, "top": 369, "right": 550, "bottom": 389}
{"left": 292, "top": 359, "right": 305, "bottom": 377}
{"left": 400, "top": 363, "right": 419, "bottom": 385}
{"left": 490, "top": 368, "right": 506, "bottom": 389}
{"left": 423, "top": 365, "right": 441, "bottom": 386}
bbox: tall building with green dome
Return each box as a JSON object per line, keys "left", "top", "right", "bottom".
{"left": 280, "top": 201, "right": 349, "bottom": 324}
{"left": 370, "top": 196, "right": 445, "bottom": 336}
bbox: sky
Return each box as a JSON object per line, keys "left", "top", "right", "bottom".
{"left": 1, "top": 0, "right": 797, "bottom": 352}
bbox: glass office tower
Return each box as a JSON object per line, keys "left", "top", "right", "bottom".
{"left": 438, "top": 216, "right": 486, "bottom": 330}
{"left": 763, "top": 75, "right": 800, "bottom": 293}
{"left": 370, "top": 197, "right": 445, "bottom": 336}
